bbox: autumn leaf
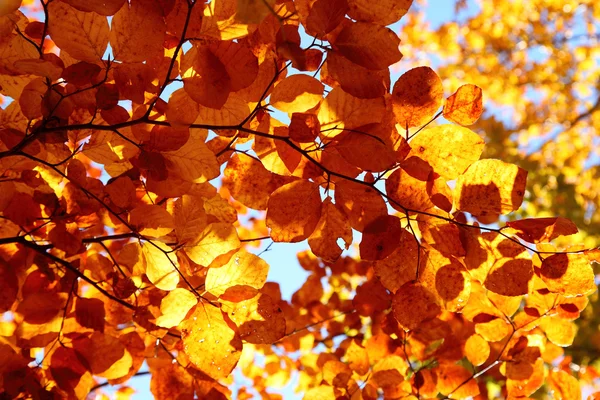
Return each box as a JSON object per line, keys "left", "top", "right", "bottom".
{"left": 181, "top": 303, "right": 243, "bottom": 380}
{"left": 443, "top": 84, "right": 483, "bottom": 125}
{"left": 1, "top": 1, "right": 598, "bottom": 398}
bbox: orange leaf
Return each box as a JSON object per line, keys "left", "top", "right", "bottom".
{"left": 326, "top": 51, "right": 390, "bottom": 99}
{"left": 150, "top": 363, "right": 195, "bottom": 400}
{"left": 0, "top": 259, "right": 18, "bottom": 312}
{"left": 386, "top": 165, "right": 435, "bottom": 212}
{"left": 163, "top": 128, "right": 220, "bottom": 183}
{"left": 359, "top": 215, "right": 403, "bottom": 261}
{"left": 465, "top": 334, "right": 490, "bottom": 366}
{"left": 181, "top": 303, "right": 243, "bottom": 380}
{"left": 270, "top": 74, "right": 324, "bottom": 113}
{"left": 155, "top": 288, "right": 198, "bottom": 329}
{"left": 437, "top": 363, "right": 480, "bottom": 398}
{"left": 129, "top": 204, "right": 174, "bottom": 237}
{"left": 335, "top": 124, "right": 397, "bottom": 172}
{"left": 334, "top": 179, "right": 387, "bottom": 232}
{"left": 205, "top": 250, "right": 269, "bottom": 301}
{"left": 73, "top": 332, "right": 132, "bottom": 379}
{"left": 62, "top": 0, "right": 125, "bottom": 15}
{"left": 306, "top": 0, "right": 348, "bottom": 36}
{"left": 47, "top": 1, "right": 110, "bottom": 63}
{"left": 183, "top": 222, "right": 240, "bottom": 266}
{"left": 548, "top": 369, "right": 581, "bottom": 400}
{"left": 409, "top": 125, "right": 484, "bottom": 179}
{"left": 308, "top": 197, "right": 352, "bottom": 262}
{"left": 173, "top": 195, "right": 208, "bottom": 245}
{"left": 392, "top": 282, "right": 441, "bottom": 331}
{"left": 167, "top": 88, "right": 200, "bottom": 127}
{"left": 347, "top": 0, "right": 413, "bottom": 25}
{"left": 49, "top": 347, "right": 89, "bottom": 394}
{"left": 210, "top": 40, "right": 258, "bottom": 92}
{"left": 224, "top": 153, "right": 297, "bottom": 210}
{"left": 443, "top": 84, "right": 483, "bottom": 125}
{"left": 506, "top": 217, "right": 578, "bottom": 244}
{"left": 345, "top": 340, "right": 370, "bottom": 375}
{"left": 142, "top": 240, "right": 180, "bottom": 291}
{"left": 353, "top": 279, "right": 391, "bottom": 316}
{"left": 374, "top": 228, "right": 419, "bottom": 293}
{"left": 540, "top": 253, "right": 595, "bottom": 297}
{"left": 223, "top": 293, "right": 286, "bottom": 344}
{"left": 75, "top": 297, "right": 105, "bottom": 332}
{"left": 454, "top": 159, "right": 527, "bottom": 223}
{"left": 333, "top": 21, "right": 402, "bottom": 70}
{"left": 323, "top": 359, "right": 352, "bottom": 387}
{"left": 266, "top": 180, "right": 322, "bottom": 242}
{"left": 318, "top": 87, "right": 387, "bottom": 132}
{"left": 506, "top": 358, "right": 544, "bottom": 398}
{"left": 392, "top": 66, "right": 443, "bottom": 128}
{"left": 109, "top": 0, "right": 165, "bottom": 62}
{"left": 289, "top": 112, "right": 321, "bottom": 142}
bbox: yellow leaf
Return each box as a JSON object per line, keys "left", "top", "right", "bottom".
{"left": 155, "top": 288, "right": 198, "bottom": 329}
{"left": 163, "top": 131, "right": 220, "bottom": 183}
{"left": 443, "top": 84, "right": 483, "bottom": 125}
{"left": 540, "top": 253, "right": 595, "bottom": 297}
{"left": 184, "top": 222, "right": 240, "bottom": 266}
{"left": 223, "top": 293, "right": 286, "bottom": 344}
{"left": 181, "top": 303, "right": 243, "bottom": 380}
{"left": 270, "top": 75, "right": 324, "bottom": 113}
{"left": 409, "top": 125, "right": 484, "bottom": 179}
{"left": 205, "top": 250, "right": 269, "bottom": 301}
{"left": 142, "top": 240, "right": 180, "bottom": 291}
{"left": 454, "top": 159, "right": 527, "bottom": 223}
{"left": 129, "top": 204, "right": 174, "bottom": 237}
{"left": 173, "top": 195, "right": 208, "bottom": 245}
{"left": 318, "top": 87, "right": 387, "bottom": 132}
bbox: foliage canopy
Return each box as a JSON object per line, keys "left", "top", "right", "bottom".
{"left": 0, "top": 0, "right": 599, "bottom": 399}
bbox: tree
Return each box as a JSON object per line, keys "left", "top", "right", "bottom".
{"left": 0, "top": 0, "right": 597, "bottom": 398}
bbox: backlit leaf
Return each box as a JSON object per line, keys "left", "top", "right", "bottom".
{"left": 270, "top": 75, "right": 324, "bottom": 113}
{"left": 47, "top": 2, "right": 110, "bottom": 63}
{"left": 392, "top": 66, "right": 443, "bottom": 128}
{"left": 506, "top": 217, "right": 578, "bottom": 244}
{"left": 155, "top": 288, "right": 198, "bottom": 329}
{"left": 206, "top": 250, "right": 269, "bottom": 301}
{"left": 110, "top": 0, "right": 165, "bottom": 62}
{"left": 454, "top": 159, "right": 527, "bottom": 223}
{"left": 548, "top": 370, "right": 581, "bottom": 400}
{"left": 409, "top": 125, "right": 484, "bottom": 179}
{"left": 540, "top": 253, "right": 595, "bottom": 297}
{"left": 184, "top": 222, "right": 240, "bottom": 266}
{"left": 347, "top": 0, "right": 413, "bottom": 25}
{"left": 181, "top": 303, "right": 243, "bottom": 380}
{"left": 333, "top": 21, "right": 402, "bottom": 70}
{"left": 163, "top": 131, "right": 220, "bottom": 183}
{"left": 142, "top": 240, "right": 180, "bottom": 291}
{"left": 464, "top": 334, "right": 490, "bottom": 366}
{"left": 392, "top": 282, "right": 441, "bottom": 331}
{"left": 308, "top": 197, "right": 352, "bottom": 262}
{"left": 266, "top": 180, "right": 322, "bottom": 242}
{"left": 223, "top": 293, "right": 286, "bottom": 344}
{"left": 443, "top": 84, "right": 483, "bottom": 125}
